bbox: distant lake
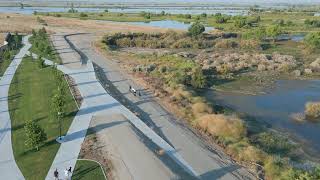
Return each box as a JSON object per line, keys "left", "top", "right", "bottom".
{"left": 0, "top": 6, "right": 247, "bottom": 15}
{"left": 127, "top": 20, "right": 214, "bottom": 32}
{"left": 96, "top": 20, "right": 214, "bottom": 31}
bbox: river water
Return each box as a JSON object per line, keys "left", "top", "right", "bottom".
{"left": 206, "top": 80, "right": 320, "bottom": 157}
{"left": 0, "top": 6, "right": 247, "bottom": 15}
{"left": 96, "top": 20, "right": 214, "bottom": 32}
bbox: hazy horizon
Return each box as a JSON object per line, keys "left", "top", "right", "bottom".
{"left": 0, "top": 0, "right": 319, "bottom": 5}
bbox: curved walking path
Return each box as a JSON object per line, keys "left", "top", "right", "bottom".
{"left": 0, "top": 35, "right": 31, "bottom": 180}
{"left": 45, "top": 33, "right": 197, "bottom": 180}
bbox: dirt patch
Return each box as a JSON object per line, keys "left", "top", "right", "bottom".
{"left": 0, "top": 33, "right": 6, "bottom": 45}
{"left": 0, "top": 13, "right": 168, "bottom": 35}
{"left": 64, "top": 74, "right": 83, "bottom": 107}
{"left": 78, "top": 128, "right": 114, "bottom": 180}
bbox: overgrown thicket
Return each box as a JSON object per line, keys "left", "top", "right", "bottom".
{"left": 103, "top": 31, "right": 217, "bottom": 49}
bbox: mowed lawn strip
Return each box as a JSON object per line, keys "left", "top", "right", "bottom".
{"left": 9, "top": 56, "right": 78, "bottom": 180}
{"left": 72, "top": 160, "right": 106, "bottom": 180}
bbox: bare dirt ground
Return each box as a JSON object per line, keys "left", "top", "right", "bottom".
{"left": 0, "top": 13, "right": 166, "bottom": 35}
{"left": 0, "top": 33, "right": 6, "bottom": 45}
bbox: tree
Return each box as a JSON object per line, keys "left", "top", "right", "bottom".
{"left": 216, "top": 15, "right": 228, "bottom": 24}
{"left": 185, "top": 14, "right": 192, "bottom": 19}
{"left": 201, "top": 13, "right": 207, "bottom": 18}
{"left": 304, "top": 32, "right": 320, "bottom": 51}
{"left": 24, "top": 120, "right": 47, "bottom": 151}
{"left": 52, "top": 85, "right": 65, "bottom": 139}
{"left": 80, "top": 12, "right": 88, "bottom": 18}
{"left": 104, "top": 9, "right": 109, "bottom": 13}
{"left": 188, "top": 22, "right": 205, "bottom": 37}
{"left": 161, "top": 11, "right": 165, "bottom": 16}
{"left": 266, "top": 25, "right": 281, "bottom": 42}
{"left": 191, "top": 68, "right": 206, "bottom": 88}
{"left": 38, "top": 55, "right": 45, "bottom": 68}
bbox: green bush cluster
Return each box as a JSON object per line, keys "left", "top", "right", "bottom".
{"left": 304, "top": 19, "right": 320, "bottom": 27}
{"left": 304, "top": 32, "right": 320, "bottom": 51}
{"left": 103, "top": 31, "right": 215, "bottom": 49}
{"left": 30, "top": 28, "right": 57, "bottom": 62}
{"left": 188, "top": 22, "right": 205, "bottom": 36}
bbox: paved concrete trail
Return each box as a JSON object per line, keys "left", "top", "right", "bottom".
{"left": 46, "top": 33, "right": 197, "bottom": 180}
{"left": 65, "top": 33, "right": 256, "bottom": 180}
{"left": 0, "top": 35, "right": 31, "bottom": 180}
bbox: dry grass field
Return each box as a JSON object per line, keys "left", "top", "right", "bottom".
{"left": 0, "top": 13, "right": 166, "bottom": 36}
{"left": 0, "top": 33, "right": 6, "bottom": 45}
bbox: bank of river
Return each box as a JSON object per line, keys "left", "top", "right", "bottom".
{"left": 205, "top": 80, "right": 320, "bottom": 159}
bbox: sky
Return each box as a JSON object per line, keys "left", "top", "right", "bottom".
{"left": 3, "top": 0, "right": 319, "bottom": 3}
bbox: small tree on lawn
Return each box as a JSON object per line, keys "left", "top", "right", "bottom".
{"left": 38, "top": 55, "right": 45, "bottom": 68}
{"left": 24, "top": 120, "right": 47, "bottom": 151}
{"left": 188, "top": 22, "right": 205, "bottom": 37}
{"left": 52, "top": 85, "right": 65, "bottom": 139}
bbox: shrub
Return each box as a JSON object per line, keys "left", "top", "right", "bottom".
{"left": 196, "top": 114, "right": 246, "bottom": 142}
{"left": 191, "top": 68, "right": 207, "bottom": 88}
{"left": 305, "top": 102, "right": 320, "bottom": 121}
{"left": 250, "top": 132, "right": 295, "bottom": 155}
{"left": 79, "top": 12, "right": 88, "bottom": 18}
{"left": 215, "top": 39, "right": 238, "bottom": 49}
{"left": 215, "top": 15, "right": 229, "bottom": 24}
{"left": 192, "top": 102, "right": 212, "bottom": 117}
{"left": 239, "top": 39, "right": 261, "bottom": 49}
{"left": 266, "top": 25, "right": 282, "bottom": 42}
{"left": 304, "top": 32, "right": 320, "bottom": 51}
{"left": 185, "top": 14, "right": 192, "bottom": 19}
{"left": 188, "top": 22, "right": 205, "bottom": 37}
{"left": 24, "top": 120, "right": 47, "bottom": 151}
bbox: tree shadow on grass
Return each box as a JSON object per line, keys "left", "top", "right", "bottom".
{"left": 72, "top": 163, "right": 101, "bottom": 180}
{"left": 20, "top": 138, "right": 57, "bottom": 157}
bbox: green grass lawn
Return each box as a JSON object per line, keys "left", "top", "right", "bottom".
{"left": 29, "top": 30, "right": 61, "bottom": 64}
{"left": 9, "top": 56, "right": 78, "bottom": 180}
{"left": 0, "top": 56, "right": 12, "bottom": 76}
{"left": 72, "top": 160, "right": 106, "bottom": 180}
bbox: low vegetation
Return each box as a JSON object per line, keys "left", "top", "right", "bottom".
{"left": 9, "top": 56, "right": 77, "bottom": 179}
{"left": 29, "top": 28, "right": 61, "bottom": 63}
{"left": 101, "top": 29, "right": 320, "bottom": 179}
{"left": 305, "top": 102, "right": 320, "bottom": 121}
{"left": 0, "top": 34, "right": 22, "bottom": 76}
{"left": 72, "top": 160, "right": 106, "bottom": 180}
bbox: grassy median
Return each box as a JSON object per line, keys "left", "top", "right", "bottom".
{"left": 72, "top": 160, "right": 106, "bottom": 180}
{"left": 9, "top": 56, "right": 78, "bottom": 180}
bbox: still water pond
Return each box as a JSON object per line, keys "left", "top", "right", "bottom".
{"left": 206, "top": 80, "right": 320, "bottom": 156}
{"left": 97, "top": 20, "right": 214, "bottom": 32}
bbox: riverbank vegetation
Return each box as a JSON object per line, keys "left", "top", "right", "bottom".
{"left": 305, "top": 102, "right": 320, "bottom": 121}
{"left": 99, "top": 28, "right": 320, "bottom": 178}
{"left": 39, "top": 9, "right": 320, "bottom": 33}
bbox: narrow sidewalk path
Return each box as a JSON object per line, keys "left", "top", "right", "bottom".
{"left": 44, "top": 34, "right": 197, "bottom": 179}
{"left": 0, "top": 35, "right": 31, "bottom": 180}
